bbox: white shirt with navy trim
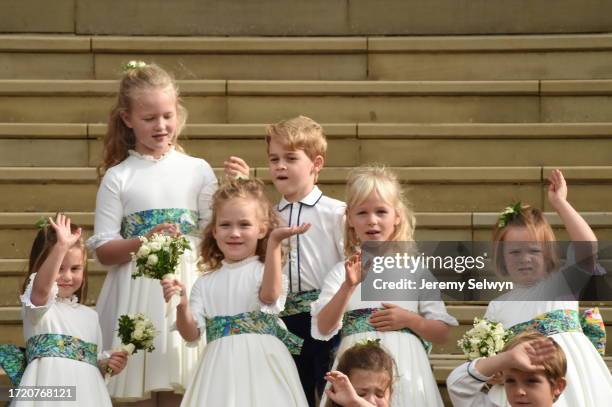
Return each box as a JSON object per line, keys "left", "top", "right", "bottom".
{"left": 446, "top": 360, "right": 499, "bottom": 407}
{"left": 277, "top": 186, "right": 346, "bottom": 293}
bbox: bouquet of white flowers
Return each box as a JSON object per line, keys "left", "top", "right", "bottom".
{"left": 132, "top": 233, "right": 191, "bottom": 280}
{"left": 457, "top": 318, "right": 509, "bottom": 360}
{"left": 105, "top": 313, "right": 158, "bottom": 382}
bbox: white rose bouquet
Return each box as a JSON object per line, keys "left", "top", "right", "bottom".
{"left": 105, "top": 313, "right": 158, "bottom": 382}
{"left": 132, "top": 233, "right": 191, "bottom": 280}
{"left": 457, "top": 318, "right": 509, "bottom": 360}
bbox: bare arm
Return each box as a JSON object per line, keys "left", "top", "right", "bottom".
{"left": 370, "top": 303, "right": 451, "bottom": 343}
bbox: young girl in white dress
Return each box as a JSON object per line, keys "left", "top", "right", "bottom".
{"left": 86, "top": 62, "right": 217, "bottom": 401}
{"left": 5, "top": 214, "right": 127, "bottom": 406}
{"left": 484, "top": 169, "right": 612, "bottom": 406}
{"left": 161, "top": 178, "right": 309, "bottom": 407}
{"left": 311, "top": 166, "right": 458, "bottom": 407}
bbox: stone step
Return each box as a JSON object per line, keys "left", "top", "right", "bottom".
{"left": 4, "top": 34, "right": 612, "bottom": 80}
{"left": 3, "top": 0, "right": 612, "bottom": 36}
{"left": 1, "top": 211, "right": 611, "bottom": 259}
{"left": 2, "top": 123, "right": 612, "bottom": 167}
{"left": 1, "top": 166, "right": 611, "bottom": 213}
{"left": 3, "top": 79, "right": 612, "bottom": 123}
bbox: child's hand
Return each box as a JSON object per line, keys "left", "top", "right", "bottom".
{"left": 547, "top": 169, "right": 568, "bottom": 210}
{"left": 48, "top": 213, "right": 81, "bottom": 249}
{"left": 506, "top": 338, "right": 557, "bottom": 373}
{"left": 161, "top": 278, "right": 186, "bottom": 305}
{"left": 324, "top": 371, "right": 362, "bottom": 407}
{"left": 344, "top": 252, "right": 362, "bottom": 288}
{"left": 104, "top": 351, "right": 128, "bottom": 376}
{"left": 269, "top": 223, "right": 311, "bottom": 243}
{"left": 370, "top": 302, "right": 415, "bottom": 331}
{"left": 146, "top": 223, "right": 180, "bottom": 238}
{"left": 224, "top": 156, "right": 250, "bottom": 179}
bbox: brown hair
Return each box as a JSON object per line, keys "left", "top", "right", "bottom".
{"left": 503, "top": 331, "right": 567, "bottom": 383}
{"left": 344, "top": 166, "right": 416, "bottom": 257}
{"left": 325, "top": 342, "right": 396, "bottom": 407}
{"left": 200, "top": 178, "right": 282, "bottom": 271}
{"left": 266, "top": 115, "right": 327, "bottom": 162}
{"left": 22, "top": 223, "right": 88, "bottom": 303}
{"left": 98, "top": 63, "right": 187, "bottom": 177}
{"left": 492, "top": 204, "right": 559, "bottom": 276}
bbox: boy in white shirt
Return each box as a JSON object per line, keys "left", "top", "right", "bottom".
{"left": 447, "top": 331, "right": 567, "bottom": 407}
{"left": 225, "top": 116, "right": 345, "bottom": 406}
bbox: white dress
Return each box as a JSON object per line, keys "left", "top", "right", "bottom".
{"left": 180, "top": 256, "right": 308, "bottom": 407}
{"left": 86, "top": 148, "right": 217, "bottom": 400}
{"left": 311, "top": 261, "right": 458, "bottom": 407}
{"left": 484, "top": 267, "right": 612, "bottom": 406}
{"left": 16, "top": 274, "right": 110, "bottom": 407}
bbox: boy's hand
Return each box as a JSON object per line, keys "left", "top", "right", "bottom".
{"left": 224, "top": 156, "right": 250, "bottom": 179}
{"left": 547, "top": 169, "right": 568, "bottom": 210}
{"left": 344, "top": 252, "right": 362, "bottom": 288}
{"left": 506, "top": 338, "right": 557, "bottom": 372}
{"left": 161, "top": 278, "right": 187, "bottom": 305}
{"left": 269, "top": 223, "right": 311, "bottom": 243}
{"left": 370, "top": 302, "right": 416, "bottom": 331}
{"left": 104, "top": 351, "right": 128, "bottom": 376}
{"left": 48, "top": 213, "right": 81, "bottom": 249}
{"left": 325, "top": 371, "right": 363, "bottom": 407}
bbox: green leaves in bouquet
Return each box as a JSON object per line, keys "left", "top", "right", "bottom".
{"left": 132, "top": 234, "right": 191, "bottom": 280}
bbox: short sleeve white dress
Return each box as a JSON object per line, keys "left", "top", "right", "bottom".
{"left": 86, "top": 148, "right": 217, "bottom": 400}
{"left": 311, "top": 261, "right": 458, "bottom": 407}
{"left": 15, "top": 274, "right": 110, "bottom": 407}
{"left": 180, "top": 256, "right": 308, "bottom": 407}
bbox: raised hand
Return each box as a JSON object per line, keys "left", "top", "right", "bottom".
{"left": 324, "top": 371, "right": 363, "bottom": 407}
{"left": 506, "top": 338, "right": 557, "bottom": 373}
{"left": 48, "top": 213, "right": 81, "bottom": 248}
{"left": 269, "top": 223, "right": 311, "bottom": 243}
{"left": 370, "top": 302, "right": 415, "bottom": 331}
{"left": 547, "top": 169, "right": 568, "bottom": 210}
{"left": 161, "top": 278, "right": 186, "bottom": 305}
{"left": 344, "top": 252, "right": 362, "bottom": 288}
{"left": 223, "top": 156, "right": 250, "bottom": 179}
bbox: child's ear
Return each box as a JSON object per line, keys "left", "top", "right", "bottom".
{"left": 552, "top": 377, "right": 567, "bottom": 400}
{"left": 258, "top": 224, "right": 268, "bottom": 239}
{"left": 120, "top": 111, "right": 133, "bottom": 129}
{"left": 312, "top": 155, "right": 324, "bottom": 173}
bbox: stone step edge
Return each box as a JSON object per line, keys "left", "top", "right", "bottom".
{"left": 3, "top": 166, "right": 612, "bottom": 183}
{"left": 5, "top": 123, "right": 612, "bottom": 140}
{"left": 5, "top": 33, "right": 612, "bottom": 53}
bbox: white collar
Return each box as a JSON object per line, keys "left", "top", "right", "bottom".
{"left": 128, "top": 146, "right": 174, "bottom": 162}
{"left": 278, "top": 186, "right": 323, "bottom": 211}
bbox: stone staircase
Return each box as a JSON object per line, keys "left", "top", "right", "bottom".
{"left": 1, "top": 1, "right": 612, "bottom": 406}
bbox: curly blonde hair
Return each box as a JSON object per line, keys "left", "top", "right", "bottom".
{"left": 200, "top": 178, "right": 282, "bottom": 271}
{"left": 98, "top": 63, "right": 187, "bottom": 177}
{"left": 344, "top": 166, "right": 415, "bottom": 256}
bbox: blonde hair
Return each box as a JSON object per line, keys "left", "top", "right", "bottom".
{"left": 503, "top": 331, "right": 567, "bottom": 383}
{"left": 492, "top": 204, "right": 559, "bottom": 276}
{"left": 200, "top": 178, "right": 282, "bottom": 271}
{"left": 22, "top": 222, "right": 88, "bottom": 303}
{"left": 344, "top": 166, "right": 415, "bottom": 256}
{"left": 98, "top": 63, "right": 187, "bottom": 176}
{"left": 266, "top": 115, "right": 327, "bottom": 162}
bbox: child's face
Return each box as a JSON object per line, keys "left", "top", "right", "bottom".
{"left": 504, "top": 369, "right": 565, "bottom": 407}
{"left": 213, "top": 198, "right": 266, "bottom": 263}
{"left": 121, "top": 87, "right": 178, "bottom": 158}
{"left": 268, "top": 139, "right": 322, "bottom": 202}
{"left": 502, "top": 227, "right": 547, "bottom": 286}
{"left": 348, "top": 191, "right": 400, "bottom": 243}
{"left": 348, "top": 368, "right": 391, "bottom": 407}
{"left": 55, "top": 247, "right": 84, "bottom": 299}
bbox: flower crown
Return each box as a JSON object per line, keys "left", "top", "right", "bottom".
{"left": 122, "top": 60, "right": 148, "bottom": 72}
{"left": 354, "top": 338, "right": 382, "bottom": 348}
{"left": 497, "top": 202, "right": 522, "bottom": 228}
{"left": 35, "top": 216, "right": 50, "bottom": 230}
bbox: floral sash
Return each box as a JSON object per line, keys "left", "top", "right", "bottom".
{"left": 279, "top": 289, "right": 320, "bottom": 317}
{"left": 341, "top": 307, "right": 432, "bottom": 354}
{"left": 121, "top": 208, "right": 198, "bottom": 238}
{"left": 205, "top": 310, "right": 303, "bottom": 355}
{"left": 509, "top": 308, "right": 606, "bottom": 357}
{"left": 0, "top": 334, "right": 98, "bottom": 386}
